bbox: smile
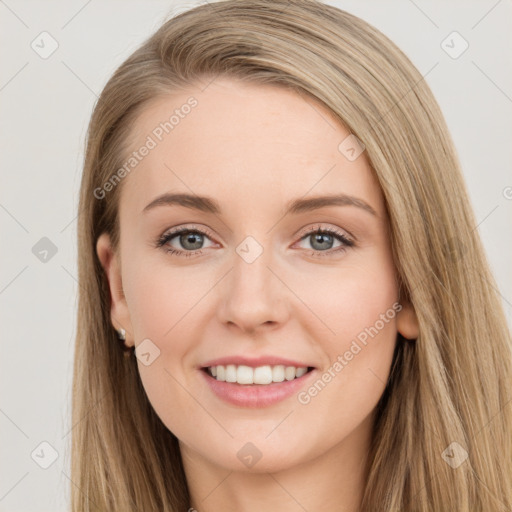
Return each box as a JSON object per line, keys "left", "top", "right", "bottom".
{"left": 200, "top": 365, "right": 317, "bottom": 408}
{"left": 204, "top": 364, "right": 312, "bottom": 385}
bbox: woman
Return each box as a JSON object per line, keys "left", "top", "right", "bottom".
{"left": 72, "top": 0, "right": 512, "bottom": 510}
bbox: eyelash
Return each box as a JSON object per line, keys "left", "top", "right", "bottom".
{"left": 155, "top": 224, "right": 355, "bottom": 259}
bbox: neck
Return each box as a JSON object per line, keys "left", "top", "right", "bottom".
{"left": 180, "top": 412, "right": 373, "bottom": 512}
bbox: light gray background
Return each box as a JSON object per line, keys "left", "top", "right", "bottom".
{"left": 1, "top": 1, "right": 511, "bottom": 510}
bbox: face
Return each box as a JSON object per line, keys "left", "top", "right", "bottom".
{"left": 97, "top": 77, "right": 419, "bottom": 474}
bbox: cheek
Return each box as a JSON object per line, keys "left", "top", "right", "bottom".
{"left": 292, "top": 254, "right": 398, "bottom": 343}
{"left": 292, "top": 254, "right": 398, "bottom": 408}
{"left": 301, "top": 327, "right": 396, "bottom": 451}
{"left": 121, "top": 262, "right": 206, "bottom": 434}
{"left": 123, "top": 257, "right": 210, "bottom": 343}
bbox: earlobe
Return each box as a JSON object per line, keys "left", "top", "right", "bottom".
{"left": 396, "top": 300, "right": 419, "bottom": 340}
{"left": 96, "top": 233, "right": 134, "bottom": 347}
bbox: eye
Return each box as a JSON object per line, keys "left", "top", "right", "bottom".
{"left": 155, "top": 225, "right": 216, "bottom": 258}
{"left": 294, "top": 224, "right": 355, "bottom": 257}
{"left": 155, "top": 223, "right": 355, "bottom": 258}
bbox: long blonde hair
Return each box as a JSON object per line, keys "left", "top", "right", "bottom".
{"left": 71, "top": 1, "right": 512, "bottom": 510}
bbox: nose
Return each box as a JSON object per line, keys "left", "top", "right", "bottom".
{"left": 216, "top": 241, "right": 290, "bottom": 334}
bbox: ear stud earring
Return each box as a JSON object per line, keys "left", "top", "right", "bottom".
{"left": 116, "top": 327, "right": 135, "bottom": 357}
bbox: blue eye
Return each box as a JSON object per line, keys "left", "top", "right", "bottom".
{"left": 296, "top": 225, "right": 355, "bottom": 257}
{"left": 155, "top": 224, "right": 355, "bottom": 258}
{"left": 155, "top": 226, "right": 214, "bottom": 258}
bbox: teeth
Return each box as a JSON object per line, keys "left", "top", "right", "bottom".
{"left": 237, "top": 365, "right": 254, "bottom": 384}
{"left": 225, "top": 364, "right": 237, "bottom": 383}
{"left": 296, "top": 367, "right": 307, "bottom": 378}
{"left": 285, "top": 366, "right": 296, "bottom": 381}
{"left": 272, "top": 365, "right": 285, "bottom": 383}
{"left": 254, "top": 366, "right": 273, "bottom": 384}
{"left": 207, "top": 364, "right": 310, "bottom": 385}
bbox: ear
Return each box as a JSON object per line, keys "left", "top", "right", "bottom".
{"left": 96, "top": 233, "right": 134, "bottom": 348}
{"left": 396, "top": 299, "right": 419, "bottom": 340}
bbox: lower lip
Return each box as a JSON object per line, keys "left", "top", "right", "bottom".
{"left": 200, "top": 368, "right": 317, "bottom": 408}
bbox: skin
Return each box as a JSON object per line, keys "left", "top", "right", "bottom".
{"left": 96, "top": 77, "right": 419, "bottom": 512}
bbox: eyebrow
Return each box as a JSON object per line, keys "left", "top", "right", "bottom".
{"left": 142, "top": 192, "right": 377, "bottom": 217}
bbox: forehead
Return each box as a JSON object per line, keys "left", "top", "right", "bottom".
{"left": 118, "top": 78, "right": 384, "bottom": 219}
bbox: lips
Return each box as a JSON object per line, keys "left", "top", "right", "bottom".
{"left": 200, "top": 366, "right": 317, "bottom": 407}
{"left": 200, "top": 355, "right": 315, "bottom": 369}
{"left": 198, "top": 355, "right": 317, "bottom": 407}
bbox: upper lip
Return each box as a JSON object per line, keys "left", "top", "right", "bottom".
{"left": 200, "top": 356, "right": 315, "bottom": 369}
